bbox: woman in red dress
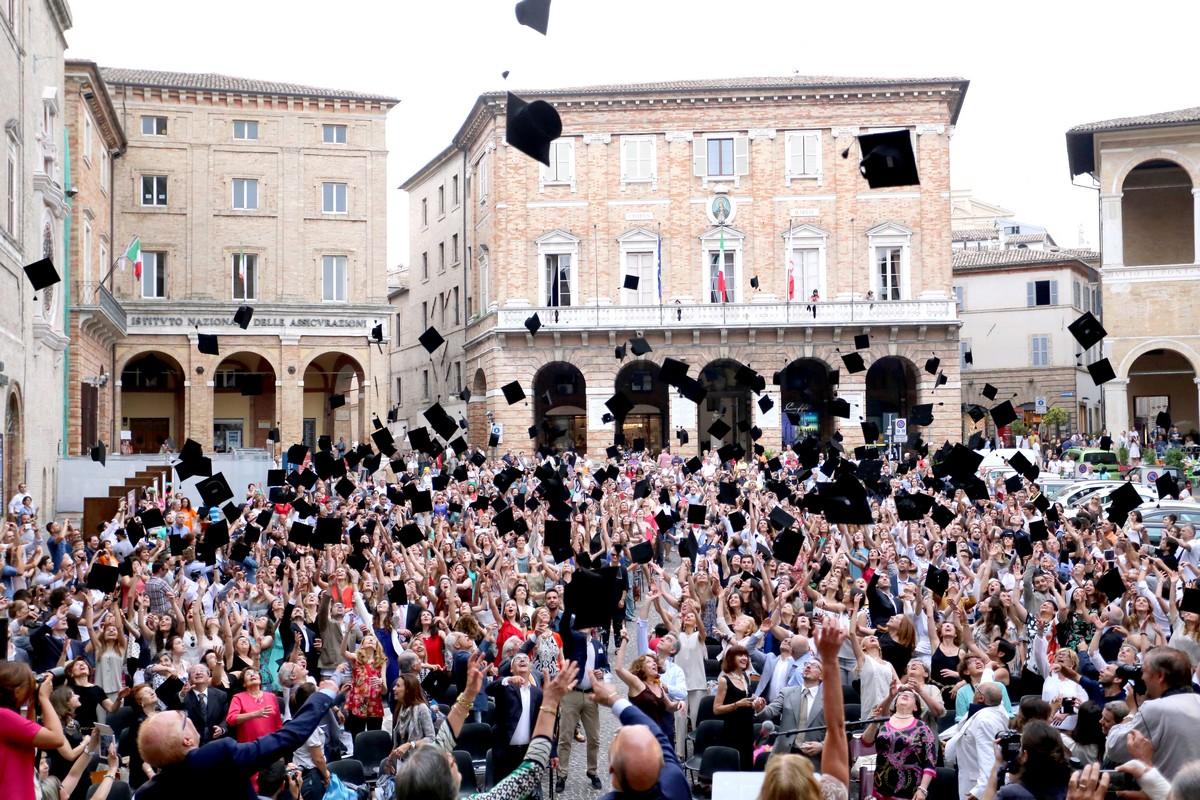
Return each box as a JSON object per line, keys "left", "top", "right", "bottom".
{"left": 345, "top": 635, "right": 386, "bottom": 735}
{"left": 224, "top": 668, "right": 282, "bottom": 743}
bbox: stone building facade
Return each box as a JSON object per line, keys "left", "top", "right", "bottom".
{"left": 1067, "top": 110, "right": 1200, "bottom": 440}
{"left": 100, "top": 68, "right": 396, "bottom": 455}
{"left": 401, "top": 76, "right": 968, "bottom": 457}
{"left": 0, "top": 0, "right": 72, "bottom": 514}
{"left": 64, "top": 60, "right": 126, "bottom": 457}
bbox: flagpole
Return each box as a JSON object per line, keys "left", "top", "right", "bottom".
{"left": 657, "top": 221, "right": 663, "bottom": 328}
{"left": 787, "top": 224, "right": 794, "bottom": 325}
{"left": 97, "top": 234, "right": 139, "bottom": 296}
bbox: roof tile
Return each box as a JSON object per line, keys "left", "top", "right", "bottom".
{"left": 1068, "top": 106, "right": 1200, "bottom": 134}
{"left": 100, "top": 66, "right": 398, "bottom": 104}
{"left": 952, "top": 248, "right": 1099, "bottom": 270}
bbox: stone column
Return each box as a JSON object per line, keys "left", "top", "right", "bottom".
{"left": 1100, "top": 194, "right": 1124, "bottom": 267}
{"left": 1193, "top": 189, "right": 1200, "bottom": 264}
{"left": 1102, "top": 378, "right": 1130, "bottom": 435}
{"left": 279, "top": 340, "right": 303, "bottom": 449}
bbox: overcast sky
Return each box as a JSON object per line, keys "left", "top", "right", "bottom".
{"left": 66, "top": 0, "right": 1200, "bottom": 268}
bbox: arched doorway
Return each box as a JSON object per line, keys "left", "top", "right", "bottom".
{"left": 1127, "top": 348, "right": 1198, "bottom": 444}
{"left": 616, "top": 360, "right": 669, "bottom": 452}
{"left": 779, "top": 358, "right": 834, "bottom": 445}
{"left": 532, "top": 362, "right": 586, "bottom": 453}
{"left": 120, "top": 352, "right": 185, "bottom": 454}
{"left": 1122, "top": 160, "right": 1194, "bottom": 267}
{"left": 698, "top": 359, "right": 752, "bottom": 457}
{"left": 212, "top": 353, "right": 278, "bottom": 452}
{"left": 865, "top": 356, "right": 919, "bottom": 446}
{"left": 467, "top": 369, "right": 488, "bottom": 449}
{"left": 303, "top": 353, "right": 366, "bottom": 449}
{"left": 4, "top": 388, "right": 23, "bottom": 503}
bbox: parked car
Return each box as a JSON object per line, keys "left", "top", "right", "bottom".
{"left": 1063, "top": 448, "right": 1121, "bottom": 479}
{"left": 1033, "top": 477, "right": 1076, "bottom": 501}
{"left": 1057, "top": 479, "right": 1123, "bottom": 509}
{"left": 1134, "top": 499, "right": 1200, "bottom": 545}
{"left": 1124, "top": 465, "right": 1185, "bottom": 486}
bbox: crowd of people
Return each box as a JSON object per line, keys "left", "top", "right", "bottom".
{"left": 3, "top": 426, "right": 1200, "bottom": 800}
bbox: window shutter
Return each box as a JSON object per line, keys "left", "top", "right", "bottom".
{"left": 1049, "top": 280, "right": 1058, "bottom": 305}
{"left": 565, "top": 141, "right": 575, "bottom": 184}
{"left": 692, "top": 137, "right": 706, "bottom": 177}
{"left": 620, "top": 138, "right": 630, "bottom": 181}
{"left": 784, "top": 133, "right": 795, "bottom": 177}
{"left": 646, "top": 138, "right": 656, "bottom": 182}
{"left": 805, "top": 134, "right": 819, "bottom": 176}
{"left": 1026, "top": 281, "right": 1035, "bottom": 307}
{"left": 734, "top": 135, "right": 750, "bottom": 175}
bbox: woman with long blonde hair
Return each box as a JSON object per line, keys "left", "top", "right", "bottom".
{"left": 345, "top": 634, "right": 387, "bottom": 735}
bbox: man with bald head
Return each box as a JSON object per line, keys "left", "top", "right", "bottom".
{"left": 134, "top": 670, "right": 347, "bottom": 800}
{"left": 945, "top": 682, "right": 1011, "bottom": 800}
{"left": 590, "top": 669, "right": 689, "bottom": 800}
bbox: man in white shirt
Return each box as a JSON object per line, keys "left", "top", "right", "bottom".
{"left": 7, "top": 483, "right": 30, "bottom": 517}
{"left": 277, "top": 660, "right": 316, "bottom": 722}
{"left": 487, "top": 653, "right": 546, "bottom": 782}
{"left": 946, "top": 683, "right": 1011, "bottom": 800}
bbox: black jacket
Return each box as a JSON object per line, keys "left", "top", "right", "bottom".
{"left": 182, "top": 686, "right": 230, "bottom": 744}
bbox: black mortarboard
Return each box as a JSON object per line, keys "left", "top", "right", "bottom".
{"left": 727, "top": 510, "right": 747, "bottom": 532}
{"left": 676, "top": 427, "right": 689, "bottom": 444}
{"left": 966, "top": 404, "right": 987, "bottom": 424}
{"left": 924, "top": 355, "right": 941, "bottom": 375}
{"left": 459, "top": 386, "right": 472, "bottom": 403}
{"left": 418, "top": 325, "right": 445, "bottom": 353}
{"left": 924, "top": 566, "right": 949, "bottom": 596}
{"left": 686, "top": 503, "right": 707, "bottom": 525}
{"left": 1008, "top": 451, "right": 1040, "bottom": 482}
{"left": 505, "top": 91, "right": 562, "bottom": 166}
{"left": 895, "top": 491, "right": 934, "bottom": 520}
{"left": 818, "top": 474, "right": 873, "bottom": 524}
{"left": 935, "top": 372, "right": 948, "bottom": 388}
{"left": 749, "top": 275, "right": 759, "bottom": 289}
{"left": 684, "top": 456, "right": 702, "bottom": 474}
{"left": 606, "top": 391, "right": 634, "bottom": 418}
{"left": 196, "top": 472, "right": 234, "bottom": 506}
{"left": 266, "top": 469, "right": 285, "bottom": 487}
{"left": 90, "top": 440, "right": 106, "bottom": 466}
{"left": 604, "top": 444, "right": 621, "bottom": 460}
{"left": 1096, "top": 568, "right": 1126, "bottom": 601}
{"left": 204, "top": 519, "right": 230, "bottom": 549}
{"left": 707, "top": 418, "right": 731, "bottom": 440}
{"left": 524, "top": 313, "right": 542, "bottom": 336}
{"left": 991, "top": 401, "right": 1018, "bottom": 428}
{"left": 930, "top": 503, "right": 955, "bottom": 529}
{"left": 841, "top": 352, "right": 866, "bottom": 374}
{"left": 1029, "top": 519, "right": 1049, "bottom": 542}
{"left": 1156, "top": 411, "right": 1171, "bottom": 430}
{"left": 629, "top": 336, "right": 652, "bottom": 357}
{"left": 424, "top": 402, "right": 459, "bottom": 441}
{"left": 502, "top": 381, "right": 526, "bottom": 405}
{"left": 717, "top": 481, "right": 738, "bottom": 505}
{"left": 371, "top": 426, "right": 396, "bottom": 456}
{"left": 230, "top": 541, "right": 251, "bottom": 563}
{"left": 768, "top": 506, "right": 796, "bottom": 530}
{"left": 1106, "top": 481, "right": 1143, "bottom": 525}
{"left": 334, "top": 476, "right": 355, "bottom": 499}
{"left": 370, "top": 322, "right": 383, "bottom": 343}
{"left": 1156, "top": 472, "right": 1181, "bottom": 500}
{"left": 292, "top": 496, "right": 317, "bottom": 517}
{"left": 943, "top": 443, "right": 984, "bottom": 479}
{"left": 233, "top": 305, "right": 254, "bottom": 330}
{"left": 1004, "top": 474, "right": 1024, "bottom": 494}
{"left": 758, "top": 394, "right": 774, "bottom": 414}
{"left": 289, "top": 520, "right": 313, "bottom": 546}
{"left": 544, "top": 519, "right": 574, "bottom": 562}
{"left": 1067, "top": 311, "right": 1106, "bottom": 349}
{"left": 854, "top": 333, "right": 870, "bottom": 350}
{"left": 770, "top": 528, "right": 801, "bottom": 565}
{"left": 614, "top": 343, "right": 627, "bottom": 360}
{"left": 87, "top": 563, "right": 120, "bottom": 593}
{"left": 514, "top": 0, "right": 551, "bottom": 35}
{"left": 856, "top": 128, "right": 919, "bottom": 188}
{"left": 197, "top": 334, "right": 219, "bottom": 356}
{"left": 565, "top": 567, "right": 618, "bottom": 630}
{"left": 678, "top": 376, "right": 707, "bottom": 404}
{"left": 23, "top": 257, "right": 60, "bottom": 290}
{"left": 316, "top": 517, "right": 342, "bottom": 545}
{"left": 397, "top": 523, "right": 423, "bottom": 548}
{"left": 156, "top": 676, "right": 185, "bottom": 710}
{"left": 449, "top": 436, "right": 468, "bottom": 456}
{"left": 256, "top": 508, "right": 274, "bottom": 528}
{"left": 629, "top": 541, "right": 653, "bottom": 565}
{"left": 827, "top": 397, "right": 850, "bottom": 418}
{"left": 329, "top": 393, "right": 346, "bottom": 409}
{"left": 1181, "top": 587, "right": 1200, "bottom": 616}
{"left": 981, "top": 383, "right": 998, "bottom": 401}
{"left": 1087, "top": 358, "right": 1116, "bottom": 385}
{"left": 623, "top": 274, "right": 640, "bottom": 291}
{"left": 660, "top": 357, "right": 688, "bottom": 386}
{"left": 1032, "top": 491, "right": 1050, "bottom": 513}
{"left": 286, "top": 443, "right": 308, "bottom": 464}
{"left": 861, "top": 421, "right": 880, "bottom": 442}
{"left": 167, "top": 534, "right": 188, "bottom": 556}
{"left": 1012, "top": 535, "right": 1032, "bottom": 559}
{"left": 138, "top": 507, "right": 165, "bottom": 532}
{"left": 221, "top": 502, "right": 241, "bottom": 523}
{"left": 909, "top": 403, "right": 934, "bottom": 427}
{"left": 386, "top": 580, "right": 408, "bottom": 605}
{"left": 964, "top": 350, "right": 973, "bottom": 365}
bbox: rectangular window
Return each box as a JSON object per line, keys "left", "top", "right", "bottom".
{"left": 98, "top": 243, "right": 107, "bottom": 288}
{"left": 960, "top": 339, "right": 972, "bottom": 369}
{"left": 543, "top": 140, "right": 574, "bottom": 184}
{"left": 421, "top": 251, "right": 429, "bottom": 280}
{"left": 622, "top": 251, "right": 657, "bottom": 305}
{"left": 421, "top": 198, "right": 428, "bottom": 226}
{"left": 422, "top": 301, "right": 428, "bottom": 325}
{"left": 1072, "top": 281, "right": 1083, "bottom": 310}
{"left": 141, "top": 175, "right": 167, "bottom": 206}
{"left": 142, "top": 251, "right": 166, "bottom": 298}
{"left": 1031, "top": 335, "right": 1050, "bottom": 367}
{"left": 1026, "top": 279, "right": 1058, "bottom": 306}
{"left": 877, "top": 247, "right": 902, "bottom": 300}
{"left": 4, "top": 145, "right": 16, "bottom": 234}
{"left": 545, "top": 253, "right": 572, "bottom": 306}
{"left": 452, "top": 174, "right": 459, "bottom": 205}
{"left": 141, "top": 116, "right": 167, "bottom": 136}
{"left": 953, "top": 285, "right": 965, "bottom": 311}
{"left": 321, "top": 255, "right": 347, "bottom": 302}
{"left": 101, "top": 149, "right": 110, "bottom": 192}
{"left": 232, "top": 120, "right": 259, "bottom": 140}
{"left": 441, "top": 295, "right": 447, "bottom": 327}
{"left": 451, "top": 233, "right": 459, "bottom": 263}
{"left": 477, "top": 152, "right": 489, "bottom": 202}
{"left": 790, "top": 248, "right": 820, "bottom": 300}
{"left": 454, "top": 362, "right": 462, "bottom": 394}
{"left": 396, "top": 377, "right": 403, "bottom": 406}
{"left": 621, "top": 136, "right": 655, "bottom": 182}
{"left": 707, "top": 137, "right": 735, "bottom": 176}
{"left": 438, "top": 242, "right": 445, "bottom": 273}
{"left": 83, "top": 111, "right": 93, "bottom": 161}
{"left": 707, "top": 249, "right": 736, "bottom": 302}
{"left": 453, "top": 287, "right": 460, "bottom": 325}
{"left": 322, "top": 123, "right": 347, "bottom": 144}
{"left": 479, "top": 255, "right": 489, "bottom": 310}
{"left": 232, "top": 178, "right": 258, "bottom": 210}
{"left": 232, "top": 253, "right": 257, "bottom": 300}
{"left": 81, "top": 221, "right": 92, "bottom": 285}
{"left": 322, "top": 182, "right": 347, "bottom": 213}
{"left": 438, "top": 185, "right": 445, "bottom": 215}
{"left": 422, "top": 369, "right": 430, "bottom": 400}
{"left": 786, "top": 131, "right": 820, "bottom": 178}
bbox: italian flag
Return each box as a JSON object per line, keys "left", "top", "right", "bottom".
{"left": 124, "top": 237, "right": 142, "bottom": 280}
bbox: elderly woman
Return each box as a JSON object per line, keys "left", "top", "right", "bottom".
{"left": 862, "top": 685, "right": 938, "bottom": 800}
{"left": 386, "top": 654, "right": 577, "bottom": 800}
{"left": 224, "top": 668, "right": 282, "bottom": 743}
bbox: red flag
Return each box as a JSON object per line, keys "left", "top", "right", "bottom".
{"left": 717, "top": 268, "right": 727, "bottom": 303}
{"left": 788, "top": 263, "right": 795, "bottom": 301}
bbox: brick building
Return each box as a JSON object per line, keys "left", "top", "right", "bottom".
{"left": 399, "top": 76, "right": 968, "bottom": 456}
{"left": 1068, "top": 109, "right": 1200, "bottom": 440}
{"left": 64, "top": 60, "right": 126, "bottom": 457}
{"left": 96, "top": 68, "right": 396, "bottom": 455}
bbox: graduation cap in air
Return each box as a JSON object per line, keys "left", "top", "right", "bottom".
{"left": 233, "top": 305, "right": 254, "bottom": 330}
{"left": 676, "top": 427, "right": 689, "bottom": 445}
{"left": 818, "top": 474, "right": 873, "bottom": 524}
{"left": 239, "top": 374, "right": 264, "bottom": 396}
{"left": 1156, "top": 411, "right": 1171, "bottom": 430}
{"left": 286, "top": 443, "right": 308, "bottom": 464}
{"left": 629, "top": 336, "right": 652, "bottom": 357}
{"left": 716, "top": 481, "right": 738, "bottom": 505}
{"left": 924, "top": 355, "right": 941, "bottom": 375}
{"left": 396, "top": 522, "right": 423, "bottom": 548}
{"left": 768, "top": 505, "right": 796, "bottom": 530}
{"left": 1004, "top": 474, "right": 1024, "bottom": 495}
{"left": 772, "top": 528, "right": 802, "bottom": 565}
{"left": 981, "top": 383, "right": 998, "bottom": 401}
{"left": 86, "top": 563, "right": 120, "bottom": 593}
{"left": 909, "top": 403, "right": 934, "bottom": 427}
{"left": 841, "top": 352, "right": 866, "bottom": 374}
{"left": 895, "top": 490, "right": 934, "bottom": 521}
{"left": 221, "top": 502, "right": 242, "bottom": 523}
{"left": 1008, "top": 451, "right": 1040, "bottom": 482}
{"left": 329, "top": 393, "right": 346, "bottom": 409}
{"left": 90, "top": 440, "right": 106, "bottom": 467}
{"left": 827, "top": 397, "right": 850, "bottom": 418}
{"left": 419, "top": 325, "right": 445, "bottom": 354}
{"left": 935, "top": 372, "right": 948, "bottom": 388}
{"left": 544, "top": 519, "right": 574, "bottom": 562}
{"left": 1156, "top": 472, "right": 1181, "bottom": 500}
{"left": 514, "top": 0, "right": 551, "bottom": 34}
{"left": 629, "top": 540, "right": 653, "bottom": 565}
{"left": 256, "top": 508, "right": 275, "bottom": 528}
{"left": 924, "top": 566, "right": 950, "bottom": 596}
{"left": 1105, "top": 481, "right": 1143, "bottom": 526}
{"left": 155, "top": 676, "right": 185, "bottom": 711}
{"left": 505, "top": 91, "right": 562, "bottom": 166}
{"left": 683, "top": 455, "right": 702, "bottom": 474}
{"left": 424, "top": 402, "right": 459, "bottom": 441}
{"left": 707, "top": 417, "right": 731, "bottom": 440}
{"left": 1181, "top": 587, "right": 1200, "bottom": 616}
{"left": 930, "top": 503, "right": 956, "bottom": 529}
{"left": 1029, "top": 519, "right": 1049, "bottom": 542}
{"left": 606, "top": 391, "right": 634, "bottom": 419}
{"left": 368, "top": 322, "right": 384, "bottom": 345}
{"left": 966, "top": 405, "right": 986, "bottom": 424}
{"left": 1067, "top": 311, "right": 1107, "bottom": 350}
{"left": 686, "top": 502, "right": 707, "bottom": 526}
{"left": 565, "top": 567, "right": 619, "bottom": 630}
{"left": 990, "top": 400, "right": 1018, "bottom": 429}
{"left": 856, "top": 128, "right": 919, "bottom": 189}
{"left": 23, "top": 257, "right": 60, "bottom": 291}
{"left": 524, "top": 313, "right": 542, "bottom": 336}
{"left": 660, "top": 358, "right": 688, "bottom": 386}
{"left": 408, "top": 426, "right": 433, "bottom": 453}
{"left": 196, "top": 472, "right": 234, "bottom": 507}
{"left": 1087, "top": 358, "right": 1116, "bottom": 385}
{"left": 964, "top": 350, "right": 973, "bottom": 365}
{"left": 502, "top": 381, "right": 526, "bottom": 405}
{"left": 678, "top": 376, "right": 707, "bottom": 404}
{"left": 861, "top": 420, "right": 880, "bottom": 442}
{"left": 735, "top": 365, "right": 766, "bottom": 394}
{"left": 197, "top": 334, "right": 219, "bottom": 356}
{"left": 725, "top": 510, "right": 746, "bottom": 532}
{"left": 758, "top": 394, "right": 774, "bottom": 414}
{"left": 623, "top": 274, "right": 640, "bottom": 291}
{"left": 1095, "top": 568, "right": 1126, "bottom": 602}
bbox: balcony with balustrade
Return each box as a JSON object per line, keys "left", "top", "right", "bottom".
{"left": 73, "top": 281, "right": 128, "bottom": 345}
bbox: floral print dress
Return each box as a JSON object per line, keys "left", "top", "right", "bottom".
{"left": 346, "top": 659, "right": 385, "bottom": 719}
{"left": 871, "top": 718, "right": 938, "bottom": 800}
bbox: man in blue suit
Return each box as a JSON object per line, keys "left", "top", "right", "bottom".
{"left": 589, "top": 668, "right": 690, "bottom": 800}
{"left": 753, "top": 634, "right": 808, "bottom": 702}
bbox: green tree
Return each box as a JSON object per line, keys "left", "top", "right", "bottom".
{"left": 1041, "top": 406, "right": 1069, "bottom": 435}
